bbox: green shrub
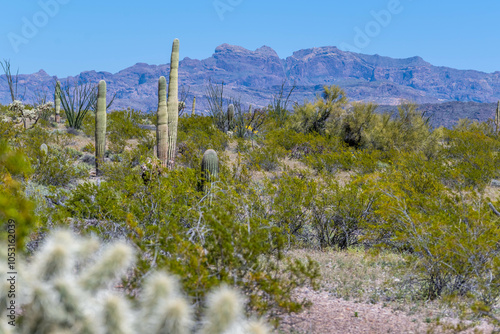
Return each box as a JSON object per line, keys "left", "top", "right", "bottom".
{"left": 0, "top": 140, "right": 35, "bottom": 251}
{"left": 177, "top": 116, "right": 228, "bottom": 169}
{"left": 81, "top": 110, "right": 96, "bottom": 137}
{"left": 441, "top": 128, "right": 500, "bottom": 190}
{"left": 32, "top": 147, "right": 81, "bottom": 187}
{"left": 310, "top": 178, "right": 375, "bottom": 250}
{"left": 362, "top": 151, "right": 500, "bottom": 305}
{"left": 107, "top": 109, "right": 149, "bottom": 140}
{"left": 82, "top": 142, "right": 95, "bottom": 153}
{"left": 244, "top": 144, "right": 287, "bottom": 171}
{"left": 289, "top": 85, "right": 347, "bottom": 135}
{"left": 262, "top": 173, "right": 316, "bottom": 247}
{"left": 67, "top": 181, "right": 118, "bottom": 214}
{"left": 63, "top": 157, "right": 320, "bottom": 318}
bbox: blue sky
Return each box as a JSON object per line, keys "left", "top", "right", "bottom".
{"left": 0, "top": 0, "right": 498, "bottom": 77}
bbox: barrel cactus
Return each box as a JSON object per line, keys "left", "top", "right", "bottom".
{"left": 199, "top": 149, "right": 219, "bottom": 192}
{"left": 95, "top": 80, "right": 107, "bottom": 175}
{"left": 166, "top": 38, "right": 180, "bottom": 169}
{"left": 54, "top": 80, "right": 61, "bottom": 123}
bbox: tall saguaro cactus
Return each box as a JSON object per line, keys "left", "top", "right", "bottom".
{"left": 54, "top": 81, "right": 61, "bottom": 123}
{"left": 496, "top": 101, "right": 500, "bottom": 134}
{"left": 157, "top": 76, "right": 168, "bottom": 166}
{"left": 166, "top": 38, "right": 180, "bottom": 169}
{"left": 192, "top": 96, "right": 196, "bottom": 116}
{"left": 227, "top": 104, "right": 235, "bottom": 131}
{"left": 95, "top": 80, "right": 107, "bottom": 175}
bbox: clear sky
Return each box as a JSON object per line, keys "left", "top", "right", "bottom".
{"left": 0, "top": 0, "right": 498, "bottom": 77}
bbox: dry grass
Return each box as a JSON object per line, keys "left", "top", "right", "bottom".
{"left": 275, "top": 249, "right": 498, "bottom": 333}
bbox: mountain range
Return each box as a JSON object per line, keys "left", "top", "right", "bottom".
{"left": 1, "top": 43, "right": 499, "bottom": 127}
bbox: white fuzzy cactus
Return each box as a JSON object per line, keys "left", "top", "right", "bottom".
{"left": 0, "top": 230, "right": 269, "bottom": 334}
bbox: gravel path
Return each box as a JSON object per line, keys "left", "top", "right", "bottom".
{"left": 277, "top": 288, "right": 496, "bottom": 334}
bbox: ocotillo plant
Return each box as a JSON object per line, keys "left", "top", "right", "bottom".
{"left": 227, "top": 104, "right": 235, "bottom": 131}
{"left": 54, "top": 80, "right": 61, "bottom": 123}
{"left": 199, "top": 149, "right": 219, "bottom": 193}
{"left": 157, "top": 76, "right": 168, "bottom": 167}
{"left": 166, "top": 38, "right": 180, "bottom": 169}
{"left": 95, "top": 80, "right": 107, "bottom": 175}
{"left": 192, "top": 96, "right": 196, "bottom": 116}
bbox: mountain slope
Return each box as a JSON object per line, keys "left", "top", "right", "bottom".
{"left": 1, "top": 44, "right": 499, "bottom": 120}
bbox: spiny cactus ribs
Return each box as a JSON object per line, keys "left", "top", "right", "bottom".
{"left": 54, "top": 80, "right": 61, "bottom": 123}
{"left": 156, "top": 38, "right": 180, "bottom": 169}
{"left": 95, "top": 80, "right": 107, "bottom": 175}
{"left": 227, "top": 104, "right": 235, "bottom": 131}
{"left": 199, "top": 149, "right": 219, "bottom": 193}
{"left": 166, "top": 38, "right": 180, "bottom": 169}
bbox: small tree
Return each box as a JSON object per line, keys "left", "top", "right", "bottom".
{"left": 290, "top": 85, "right": 347, "bottom": 135}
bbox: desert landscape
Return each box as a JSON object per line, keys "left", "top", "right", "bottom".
{"left": 1, "top": 1, "right": 500, "bottom": 333}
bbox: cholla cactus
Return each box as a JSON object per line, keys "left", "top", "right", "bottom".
{"left": 8, "top": 100, "right": 53, "bottom": 129}
{"left": 3, "top": 230, "right": 268, "bottom": 334}
{"left": 8, "top": 100, "right": 24, "bottom": 115}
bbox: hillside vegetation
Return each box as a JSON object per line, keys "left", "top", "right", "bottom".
{"left": 1, "top": 73, "right": 500, "bottom": 332}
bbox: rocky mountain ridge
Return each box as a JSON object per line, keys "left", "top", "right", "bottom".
{"left": 1, "top": 43, "right": 499, "bottom": 127}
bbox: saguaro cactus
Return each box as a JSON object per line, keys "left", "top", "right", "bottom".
{"left": 199, "top": 149, "right": 219, "bottom": 192}
{"left": 157, "top": 76, "right": 168, "bottom": 167}
{"left": 496, "top": 101, "right": 500, "bottom": 134}
{"left": 192, "top": 96, "right": 196, "bottom": 116}
{"left": 95, "top": 80, "right": 107, "bottom": 175}
{"left": 166, "top": 38, "right": 180, "bottom": 169}
{"left": 54, "top": 81, "right": 61, "bottom": 123}
{"left": 227, "top": 104, "right": 235, "bottom": 131}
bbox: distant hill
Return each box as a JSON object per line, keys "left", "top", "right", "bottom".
{"left": 1, "top": 44, "right": 499, "bottom": 128}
